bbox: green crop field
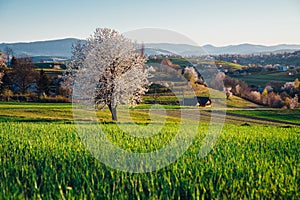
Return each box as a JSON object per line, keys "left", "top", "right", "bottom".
{"left": 0, "top": 102, "right": 299, "bottom": 199}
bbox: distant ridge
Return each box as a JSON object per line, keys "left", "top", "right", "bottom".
{"left": 1, "top": 38, "right": 300, "bottom": 57}
{"left": 0, "top": 38, "right": 81, "bottom": 57}
{"left": 145, "top": 43, "right": 300, "bottom": 56}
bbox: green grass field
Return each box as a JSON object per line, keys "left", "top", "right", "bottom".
{"left": 0, "top": 102, "right": 299, "bottom": 199}
{"left": 229, "top": 71, "right": 299, "bottom": 86}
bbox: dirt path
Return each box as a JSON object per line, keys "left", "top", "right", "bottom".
{"left": 219, "top": 111, "right": 300, "bottom": 127}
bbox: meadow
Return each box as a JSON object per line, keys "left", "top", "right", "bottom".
{"left": 0, "top": 102, "right": 299, "bottom": 199}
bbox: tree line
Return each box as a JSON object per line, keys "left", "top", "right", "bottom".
{"left": 210, "top": 72, "right": 300, "bottom": 109}
{"left": 0, "top": 54, "right": 69, "bottom": 102}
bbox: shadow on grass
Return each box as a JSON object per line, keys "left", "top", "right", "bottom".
{"left": 0, "top": 116, "right": 159, "bottom": 125}
{"left": 0, "top": 115, "right": 74, "bottom": 124}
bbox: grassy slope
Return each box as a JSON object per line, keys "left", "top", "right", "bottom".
{"left": 215, "top": 60, "right": 244, "bottom": 70}
{"left": 229, "top": 71, "right": 299, "bottom": 86}
{"left": 143, "top": 82, "right": 260, "bottom": 109}
{"left": 157, "top": 58, "right": 245, "bottom": 70}
{"left": 225, "top": 95, "right": 260, "bottom": 108}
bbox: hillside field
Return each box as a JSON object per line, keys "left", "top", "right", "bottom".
{"left": 229, "top": 71, "right": 299, "bottom": 86}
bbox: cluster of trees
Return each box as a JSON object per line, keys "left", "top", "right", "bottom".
{"left": 220, "top": 73, "right": 300, "bottom": 108}
{"left": 0, "top": 54, "right": 69, "bottom": 102}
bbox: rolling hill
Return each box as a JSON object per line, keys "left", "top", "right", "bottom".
{"left": 145, "top": 43, "right": 300, "bottom": 56}
{"left": 0, "top": 38, "right": 80, "bottom": 57}
{"left": 1, "top": 38, "right": 300, "bottom": 57}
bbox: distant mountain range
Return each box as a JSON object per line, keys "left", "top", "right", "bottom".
{"left": 0, "top": 38, "right": 80, "bottom": 58}
{"left": 145, "top": 43, "right": 300, "bottom": 56}
{"left": 1, "top": 38, "right": 300, "bottom": 57}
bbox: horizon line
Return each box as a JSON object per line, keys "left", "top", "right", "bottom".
{"left": 1, "top": 37, "right": 300, "bottom": 48}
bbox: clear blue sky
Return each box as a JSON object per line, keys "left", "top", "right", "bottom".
{"left": 0, "top": 0, "right": 299, "bottom": 46}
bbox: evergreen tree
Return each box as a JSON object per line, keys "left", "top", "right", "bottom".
{"left": 9, "top": 57, "right": 38, "bottom": 94}
{"left": 37, "top": 69, "right": 50, "bottom": 97}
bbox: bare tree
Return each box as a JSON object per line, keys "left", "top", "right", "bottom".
{"left": 9, "top": 57, "right": 38, "bottom": 94}
{"left": 64, "top": 28, "right": 149, "bottom": 120}
{"left": 210, "top": 72, "right": 225, "bottom": 91}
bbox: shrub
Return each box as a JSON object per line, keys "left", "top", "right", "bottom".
{"left": 39, "top": 96, "right": 71, "bottom": 103}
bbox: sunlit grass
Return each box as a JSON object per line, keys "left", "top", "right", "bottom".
{"left": 0, "top": 122, "right": 299, "bottom": 199}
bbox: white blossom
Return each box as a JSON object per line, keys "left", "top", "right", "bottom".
{"left": 183, "top": 67, "right": 198, "bottom": 82}
{"left": 63, "top": 28, "right": 149, "bottom": 120}
{"left": 0, "top": 53, "right": 6, "bottom": 85}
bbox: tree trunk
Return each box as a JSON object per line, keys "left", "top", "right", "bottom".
{"left": 108, "top": 103, "right": 117, "bottom": 121}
